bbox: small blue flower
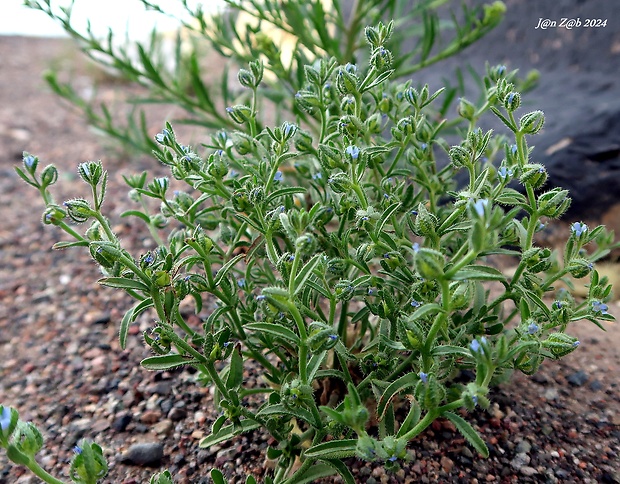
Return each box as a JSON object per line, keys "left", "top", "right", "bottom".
{"left": 0, "top": 407, "right": 11, "bottom": 431}
{"left": 312, "top": 173, "right": 322, "bottom": 180}
{"left": 237, "top": 278, "right": 246, "bottom": 288}
{"left": 367, "top": 287, "right": 376, "bottom": 296}
{"left": 419, "top": 372, "right": 428, "bottom": 384}
{"left": 553, "top": 301, "right": 563, "bottom": 310}
{"left": 497, "top": 65, "right": 506, "bottom": 76}
{"left": 155, "top": 177, "right": 167, "bottom": 189}
{"left": 324, "top": 82, "right": 331, "bottom": 89}
{"left": 274, "top": 171, "right": 283, "bottom": 182}
{"left": 470, "top": 338, "right": 486, "bottom": 353}
{"left": 73, "top": 446, "right": 82, "bottom": 455}
{"left": 411, "top": 299, "right": 421, "bottom": 308}
{"left": 226, "top": 107, "right": 234, "bottom": 113}
{"left": 571, "top": 222, "right": 588, "bottom": 237}
{"left": 288, "top": 254, "right": 295, "bottom": 262}
{"left": 345, "top": 145, "right": 360, "bottom": 160}
{"left": 155, "top": 129, "right": 171, "bottom": 144}
{"left": 223, "top": 341, "right": 231, "bottom": 348}
{"left": 507, "top": 92, "right": 516, "bottom": 105}
{"left": 388, "top": 455, "right": 398, "bottom": 462}
{"left": 229, "top": 170, "right": 238, "bottom": 178}
{"left": 472, "top": 395, "right": 479, "bottom": 406}
{"left": 527, "top": 323, "right": 539, "bottom": 334}
{"left": 184, "top": 275, "right": 191, "bottom": 282}
{"left": 344, "top": 63, "right": 357, "bottom": 74}
{"left": 498, "top": 166, "right": 513, "bottom": 180}
{"left": 412, "top": 242, "right": 420, "bottom": 253}
{"left": 573, "top": 341, "right": 580, "bottom": 347}
{"left": 256, "top": 295, "right": 266, "bottom": 301}
{"left": 328, "top": 334, "right": 338, "bottom": 341}
{"left": 420, "top": 143, "right": 428, "bottom": 151}
{"left": 24, "top": 154, "right": 36, "bottom": 168}
{"left": 473, "top": 199, "right": 488, "bottom": 217}
{"left": 592, "top": 301, "right": 609, "bottom": 315}
{"left": 511, "top": 144, "right": 518, "bottom": 156}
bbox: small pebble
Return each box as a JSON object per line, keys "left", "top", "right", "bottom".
{"left": 120, "top": 443, "right": 164, "bottom": 466}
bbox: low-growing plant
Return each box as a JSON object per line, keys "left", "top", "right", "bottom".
{"left": 3, "top": 4, "right": 617, "bottom": 484}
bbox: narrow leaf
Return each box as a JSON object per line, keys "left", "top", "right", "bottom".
{"left": 141, "top": 354, "right": 199, "bottom": 371}
{"left": 245, "top": 322, "right": 300, "bottom": 345}
{"left": 293, "top": 253, "right": 322, "bottom": 296}
{"left": 444, "top": 411, "right": 489, "bottom": 457}
{"left": 226, "top": 344, "right": 243, "bottom": 390}
{"left": 377, "top": 372, "right": 418, "bottom": 420}
{"left": 304, "top": 439, "right": 357, "bottom": 459}
{"left": 199, "top": 420, "right": 261, "bottom": 448}
{"left": 99, "top": 277, "right": 150, "bottom": 292}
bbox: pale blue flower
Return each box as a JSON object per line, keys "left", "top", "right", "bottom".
{"left": 592, "top": 301, "right": 608, "bottom": 315}
{"left": 411, "top": 299, "right": 421, "bottom": 308}
{"left": 498, "top": 166, "right": 513, "bottom": 180}
{"left": 24, "top": 154, "right": 36, "bottom": 168}
{"left": 419, "top": 372, "right": 428, "bottom": 384}
{"left": 412, "top": 242, "right": 420, "bottom": 253}
{"left": 527, "top": 323, "right": 539, "bottom": 334}
{"left": 0, "top": 407, "right": 11, "bottom": 431}
{"left": 73, "top": 446, "right": 82, "bottom": 455}
{"left": 571, "top": 222, "right": 588, "bottom": 237}
{"left": 497, "top": 65, "right": 506, "bottom": 75}
{"left": 274, "top": 171, "right": 283, "bottom": 182}
{"left": 345, "top": 145, "right": 360, "bottom": 160}
{"left": 473, "top": 199, "right": 488, "bottom": 216}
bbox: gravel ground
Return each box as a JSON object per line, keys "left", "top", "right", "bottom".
{"left": 1, "top": 34, "right": 620, "bottom": 484}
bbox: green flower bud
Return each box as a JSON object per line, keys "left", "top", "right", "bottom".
{"left": 567, "top": 258, "right": 593, "bottom": 278}
{"left": 356, "top": 435, "right": 380, "bottom": 462}
{"left": 370, "top": 46, "right": 393, "bottom": 72}
{"left": 377, "top": 94, "right": 392, "bottom": 114}
{"left": 220, "top": 224, "right": 236, "bottom": 245}
{"left": 327, "top": 257, "right": 348, "bottom": 277}
{"left": 232, "top": 189, "right": 252, "bottom": 212}
{"left": 151, "top": 213, "right": 168, "bottom": 229}
{"left": 340, "top": 95, "right": 356, "bottom": 115}
{"left": 537, "top": 188, "right": 571, "bottom": 218}
{"left": 207, "top": 152, "right": 228, "bottom": 179}
{"left": 40, "top": 164, "right": 58, "bottom": 187}
{"left": 276, "top": 252, "right": 295, "bottom": 280}
{"left": 414, "top": 373, "right": 446, "bottom": 409}
{"left": 336, "top": 64, "right": 359, "bottom": 95}
{"left": 85, "top": 221, "right": 103, "bottom": 241}
{"left": 334, "top": 279, "right": 355, "bottom": 302}
{"left": 304, "top": 64, "right": 320, "bottom": 85}
{"left": 364, "top": 26, "right": 381, "bottom": 47}
{"left": 519, "top": 163, "right": 547, "bottom": 189}
{"left": 399, "top": 316, "right": 425, "bottom": 350}
{"left": 503, "top": 91, "right": 521, "bottom": 112}
{"left": 226, "top": 104, "right": 253, "bottom": 124}
{"left": 457, "top": 97, "right": 476, "bottom": 121}
{"left": 248, "top": 60, "right": 264, "bottom": 85}
{"left": 414, "top": 248, "right": 445, "bottom": 279}
{"left": 337, "top": 115, "right": 363, "bottom": 138}
{"left": 232, "top": 132, "right": 254, "bottom": 155}
{"left": 294, "top": 130, "right": 314, "bottom": 153}
{"left": 281, "top": 379, "right": 313, "bottom": 408}
{"left": 519, "top": 110, "right": 545, "bottom": 134}
{"left": 355, "top": 243, "right": 375, "bottom": 264}
{"left": 64, "top": 198, "right": 93, "bottom": 223}
{"left": 295, "top": 90, "right": 321, "bottom": 113}
{"left": 89, "top": 241, "right": 122, "bottom": 268}
{"left": 318, "top": 143, "right": 342, "bottom": 170}
{"left": 77, "top": 161, "right": 103, "bottom": 186}
{"left": 413, "top": 203, "right": 438, "bottom": 236}
{"left": 153, "top": 270, "right": 171, "bottom": 287}
{"left": 249, "top": 186, "right": 265, "bottom": 205}
{"left": 449, "top": 145, "right": 471, "bottom": 168}
{"left": 295, "top": 233, "right": 316, "bottom": 255}
{"left": 42, "top": 205, "right": 66, "bottom": 226}
{"left": 307, "top": 321, "right": 339, "bottom": 351}
{"left": 380, "top": 251, "right": 403, "bottom": 271}
{"left": 22, "top": 152, "right": 39, "bottom": 174}
{"left": 328, "top": 172, "right": 352, "bottom": 193}
{"left": 237, "top": 68, "right": 255, "bottom": 89}
{"left": 542, "top": 332, "right": 580, "bottom": 358}
{"left": 396, "top": 116, "right": 415, "bottom": 136}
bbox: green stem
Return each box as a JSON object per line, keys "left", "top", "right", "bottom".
{"left": 26, "top": 458, "right": 67, "bottom": 484}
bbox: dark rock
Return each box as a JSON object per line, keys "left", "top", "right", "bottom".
{"left": 120, "top": 443, "right": 164, "bottom": 467}
{"left": 112, "top": 413, "right": 132, "bottom": 432}
{"left": 590, "top": 380, "right": 604, "bottom": 391}
{"left": 167, "top": 407, "right": 187, "bottom": 422}
{"left": 566, "top": 370, "right": 589, "bottom": 387}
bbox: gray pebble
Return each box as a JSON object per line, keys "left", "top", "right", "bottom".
{"left": 520, "top": 466, "right": 538, "bottom": 476}
{"left": 511, "top": 452, "right": 531, "bottom": 470}
{"left": 120, "top": 442, "right": 164, "bottom": 466}
{"left": 516, "top": 439, "right": 532, "bottom": 453}
{"left": 566, "top": 370, "right": 589, "bottom": 387}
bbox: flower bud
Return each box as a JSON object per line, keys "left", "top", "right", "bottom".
{"left": 519, "top": 110, "right": 545, "bottom": 134}
{"left": 318, "top": 143, "right": 342, "bottom": 170}
{"left": 542, "top": 332, "right": 580, "bottom": 358}
{"left": 307, "top": 322, "right": 339, "bottom": 351}
{"left": 336, "top": 64, "right": 359, "bottom": 95}
{"left": 151, "top": 213, "right": 168, "bottom": 229}
{"left": 327, "top": 257, "right": 348, "bottom": 277}
{"left": 155, "top": 128, "right": 173, "bottom": 145}
{"left": 232, "top": 189, "right": 252, "bottom": 212}
{"left": 457, "top": 97, "right": 476, "bottom": 121}
{"left": 294, "top": 130, "right": 314, "bottom": 153}
{"left": 340, "top": 95, "right": 356, "bottom": 115}
{"left": 414, "top": 248, "right": 444, "bottom": 279}
{"left": 40, "top": 164, "right": 58, "bottom": 187}
{"left": 295, "top": 233, "right": 316, "bottom": 256}
{"left": 64, "top": 198, "right": 93, "bottom": 223}
{"left": 248, "top": 186, "right": 265, "bottom": 205}
{"left": 42, "top": 205, "right": 66, "bottom": 226}
{"left": 364, "top": 26, "right": 381, "bottom": 47}
{"left": 77, "top": 161, "right": 103, "bottom": 186}
{"left": 503, "top": 91, "right": 521, "bottom": 112}
{"left": 337, "top": 115, "right": 363, "bottom": 138}
{"left": 449, "top": 145, "right": 471, "bottom": 168}
{"left": 281, "top": 379, "right": 313, "bottom": 408}
{"left": 237, "top": 68, "right": 255, "bottom": 89}
{"left": 89, "top": 241, "right": 122, "bottom": 268}
{"left": 356, "top": 435, "right": 380, "bottom": 462}
{"left": 366, "top": 113, "right": 383, "bottom": 134}
{"left": 226, "top": 104, "right": 253, "bottom": 124}
{"left": 207, "top": 152, "right": 228, "bottom": 179}
{"left": 413, "top": 203, "right": 438, "bottom": 236}
{"left": 22, "top": 152, "right": 39, "bottom": 173}
{"left": 295, "top": 90, "right": 321, "bottom": 113}
{"left": 396, "top": 116, "right": 415, "bottom": 136}
{"left": 537, "top": 188, "right": 571, "bottom": 218}
{"left": 328, "top": 172, "right": 352, "bottom": 193}
{"left": 567, "top": 258, "right": 593, "bottom": 278}
{"left": 370, "top": 46, "right": 392, "bottom": 72}
{"left": 414, "top": 373, "right": 446, "bottom": 409}
{"left": 519, "top": 163, "right": 547, "bottom": 189}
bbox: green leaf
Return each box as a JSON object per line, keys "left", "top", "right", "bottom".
{"left": 214, "top": 254, "right": 245, "bottom": 287}
{"left": 524, "top": 291, "right": 551, "bottom": 320}
{"left": 226, "top": 344, "right": 243, "bottom": 390}
{"left": 307, "top": 351, "right": 327, "bottom": 381}
{"left": 199, "top": 420, "right": 261, "bottom": 448}
{"left": 119, "top": 298, "right": 153, "bottom": 349}
{"left": 266, "top": 187, "right": 306, "bottom": 204}
{"left": 120, "top": 209, "right": 152, "bottom": 224}
{"left": 293, "top": 253, "right": 322, "bottom": 296}
{"left": 52, "top": 240, "right": 90, "bottom": 249}
{"left": 409, "top": 303, "right": 443, "bottom": 321}
{"left": 210, "top": 469, "right": 227, "bottom": 484}
{"left": 431, "top": 345, "right": 472, "bottom": 358}
{"left": 377, "top": 372, "right": 418, "bottom": 420}
{"left": 452, "top": 265, "right": 507, "bottom": 282}
{"left": 304, "top": 439, "right": 357, "bottom": 459}
{"left": 98, "top": 276, "right": 151, "bottom": 292}
{"left": 491, "top": 106, "right": 517, "bottom": 132}
{"left": 284, "top": 463, "right": 337, "bottom": 484}
{"left": 374, "top": 202, "right": 401, "bottom": 238}
{"left": 320, "top": 459, "right": 355, "bottom": 484}
{"left": 141, "top": 354, "right": 199, "bottom": 370}
{"left": 245, "top": 322, "right": 300, "bottom": 345}
{"left": 257, "top": 404, "right": 317, "bottom": 427}
{"left": 397, "top": 399, "right": 421, "bottom": 437}
{"left": 444, "top": 411, "right": 489, "bottom": 457}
